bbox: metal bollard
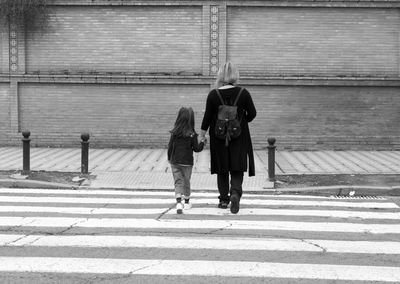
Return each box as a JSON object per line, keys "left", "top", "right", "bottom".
{"left": 22, "top": 130, "right": 31, "bottom": 175}
{"left": 267, "top": 137, "right": 276, "bottom": 182}
{"left": 81, "top": 133, "right": 90, "bottom": 175}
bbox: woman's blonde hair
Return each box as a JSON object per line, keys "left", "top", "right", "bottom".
{"left": 214, "top": 61, "right": 239, "bottom": 88}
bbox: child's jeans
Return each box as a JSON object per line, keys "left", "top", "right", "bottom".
{"left": 171, "top": 164, "right": 193, "bottom": 199}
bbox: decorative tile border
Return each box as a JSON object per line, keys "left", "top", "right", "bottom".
{"left": 210, "top": 5, "right": 219, "bottom": 75}
{"left": 9, "top": 22, "right": 18, "bottom": 73}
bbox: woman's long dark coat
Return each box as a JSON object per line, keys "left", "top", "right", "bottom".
{"left": 201, "top": 86, "right": 257, "bottom": 176}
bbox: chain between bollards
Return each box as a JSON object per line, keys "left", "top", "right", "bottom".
{"left": 81, "top": 133, "right": 90, "bottom": 175}
{"left": 267, "top": 137, "right": 276, "bottom": 182}
{"left": 22, "top": 130, "right": 31, "bottom": 175}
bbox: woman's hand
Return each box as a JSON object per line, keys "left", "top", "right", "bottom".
{"left": 199, "top": 130, "right": 207, "bottom": 145}
{"left": 200, "top": 130, "right": 207, "bottom": 139}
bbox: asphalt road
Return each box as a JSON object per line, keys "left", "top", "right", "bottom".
{"left": 0, "top": 188, "right": 399, "bottom": 283}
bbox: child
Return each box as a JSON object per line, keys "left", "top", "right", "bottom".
{"left": 168, "top": 107, "right": 206, "bottom": 214}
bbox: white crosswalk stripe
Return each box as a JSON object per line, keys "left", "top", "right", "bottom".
{"left": 2, "top": 234, "right": 400, "bottom": 254}
{"left": 1, "top": 195, "right": 396, "bottom": 208}
{"left": 1, "top": 216, "right": 400, "bottom": 233}
{"left": 0, "top": 188, "right": 399, "bottom": 283}
{"left": 1, "top": 205, "right": 399, "bottom": 219}
{"left": 0, "top": 257, "right": 400, "bottom": 281}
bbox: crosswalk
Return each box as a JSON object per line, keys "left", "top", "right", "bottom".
{"left": 0, "top": 188, "right": 399, "bottom": 283}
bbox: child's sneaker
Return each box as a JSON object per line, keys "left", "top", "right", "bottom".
{"left": 183, "top": 202, "right": 192, "bottom": 210}
{"left": 176, "top": 202, "right": 183, "bottom": 214}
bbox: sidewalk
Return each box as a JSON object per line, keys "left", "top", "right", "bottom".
{"left": 0, "top": 147, "right": 399, "bottom": 194}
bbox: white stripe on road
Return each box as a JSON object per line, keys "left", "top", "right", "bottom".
{"left": 1, "top": 205, "right": 398, "bottom": 220}
{"left": 165, "top": 207, "right": 400, "bottom": 219}
{"left": 0, "top": 206, "right": 168, "bottom": 215}
{"left": 2, "top": 234, "right": 400, "bottom": 254}
{"left": 0, "top": 257, "right": 399, "bottom": 281}
{"left": 0, "top": 188, "right": 338, "bottom": 199}
{"left": 0, "top": 196, "right": 396, "bottom": 208}
{"left": 1, "top": 217, "right": 400, "bottom": 234}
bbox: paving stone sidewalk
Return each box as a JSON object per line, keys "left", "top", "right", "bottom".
{"left": 1, "top": 147, "right": 399, "bottom": 192}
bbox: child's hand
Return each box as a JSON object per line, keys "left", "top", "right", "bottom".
{"left": 198, "top": 135, "right": 205, "bottom": 144}
{"left": 201, "top": 138, "right": 207, "bottom": 146}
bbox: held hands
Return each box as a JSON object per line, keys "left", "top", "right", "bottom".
{"left": 199, "top": 129, "right": 207, "bottom": 146}
{"left": 198, "top": 135, "right": 207, "bottom": 146}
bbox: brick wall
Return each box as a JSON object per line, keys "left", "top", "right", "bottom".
{"left": 26, "top": 6, "right": 203, "bottom": 75}
{"left": 16, "top": 82, "right": 400, "bottom": 150}
{"left": 0, "top": 24, "right": 8, "bottom": 74}
{"left": 228, "top": 7, "right": 399, "bottom": 77}
{"left": 0, "top": 29, "right": 3, "bottom": 74}
{"left": 1, "top": 1, "right": 400, "bottom": 150}
{"left": 18, "top": 83, "right": 209, "bottom": 147}
{"left": 0, "top": 83, "right": 10, "bottom": 145}
{"left": 248, "top": 85, "right": 400, "bottom": 150}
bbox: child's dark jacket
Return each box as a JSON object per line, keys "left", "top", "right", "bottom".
{"left": 168, "top": 133, "right": 204, "bottom": 165}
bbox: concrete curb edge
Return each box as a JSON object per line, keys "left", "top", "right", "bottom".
{"left": 1, "top": 179, "right": 399, "bottom": 196}
{"left": 268, "top": 184, "right": 400, "bottom": 196}
{"left": 0, "top": 179, "right": 78, "bottom": 189}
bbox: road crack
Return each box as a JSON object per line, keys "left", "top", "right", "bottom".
{"left": 300, "top": 239, "right": 327, "bottom": 253}
{"left": 206, "top": 221, "right": 233, "bottom": 235}
{"left": 129, "top": 260, "right": 163, "bottom": 274}
{"left": 56, "top": 218, "right": 89, "bottom": 235}
{"left": 156, "top": 204, "right": 174, "bottom": 220}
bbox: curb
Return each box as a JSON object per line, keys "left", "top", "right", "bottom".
{"left": 1, "top": 179, "right": 399, "bottom": 196}
{"left": 0, "top": 179, "right": 78, "bottom": 190}
{"left": 267, "top": 184, "right": 400, "bottom": 196}
{"left": 84, "top": 184, "right": 270, "bottom": 192}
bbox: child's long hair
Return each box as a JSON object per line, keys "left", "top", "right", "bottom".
{"left": 170, "top": 107, "right": 195, "bottom": 137}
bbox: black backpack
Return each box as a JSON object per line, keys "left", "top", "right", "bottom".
{"left": 214, "top": 87, "right": 244, "bottom": 146}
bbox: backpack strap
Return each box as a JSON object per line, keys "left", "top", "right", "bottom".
{"left": 215, "top": 89, "right": 225, "bottom": 105}
{"left": 233, "top": 87, "right": 244, "bottom": 106}
{"left": 216, "top": 87, "right": 244, "bottom": 106}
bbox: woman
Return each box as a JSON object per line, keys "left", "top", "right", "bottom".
{"left": 200, "top": 62, "right": 256, "bottom": 214}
